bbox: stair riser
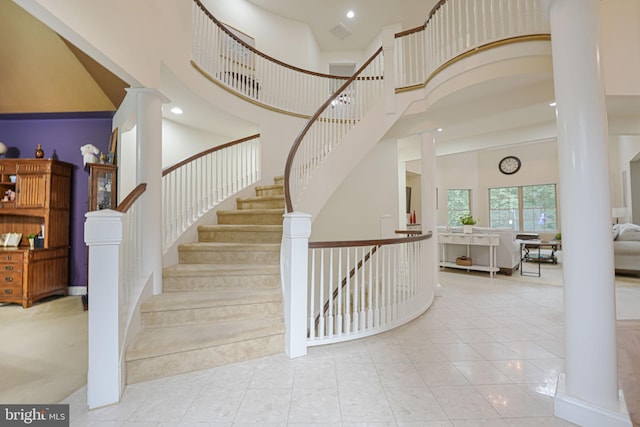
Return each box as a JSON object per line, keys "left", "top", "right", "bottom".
{"left": 236, "top": 199, "right": 284, "bottom": 210}
{"left": 198, "top": 230, "right": 282, "bottom": 243}
{"left": 163, "top": 275, "right": 280, "bottom": 291}
{"left": 217, "top": 213, "right": 283, "bottom": 225}
{"left": 142, "top": 301, "right": 283, "bottom": 328}
{"left": 178, "top": 250, "right": 280, "bottom": 265}
{"left": 126, "top": 334, "right": 284, "bottom": 384}
{"left": 256, "top": 188, "right": 284, "bottom": 197}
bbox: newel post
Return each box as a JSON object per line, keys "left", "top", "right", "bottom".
{"left": 84, "top": 209, "right": 124, "bottom": 409}
{"left": 281, "top": 212, "right": 312, "bottom": 358}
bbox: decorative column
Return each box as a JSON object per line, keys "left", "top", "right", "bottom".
{"left": 85, "top": 210, "right": 124, "bottom": 409}
{"left": 544, "top": 0, "right": 632, "bottom": 425}
{"left": 130, "top": 88, "right": 168, "bottom": 295}
{"left": 281, "top": 212, "right": 312, "bottom": 358}
{"left": 421, "top": 131, "right": 439, "bottom": 297}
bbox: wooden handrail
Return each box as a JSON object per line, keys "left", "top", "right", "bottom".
{"left": 283, "top": 46, "right": 384, "bottom": 213}
{"left": 162, "top": 133, "right": 260, "bottom": 177}
{"left": 424, "top": 0, "right": 448, "bottom": 25}
{"left": 309, "top": 230, "right": 432, "bottom": 249}
{"left": 395, "top": 0, "right": 447, "bottom": 38}
{"left": 115, "top": 183, "right": 147, "bottom": 213}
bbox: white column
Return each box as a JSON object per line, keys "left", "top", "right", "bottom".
{"left": 421, "top": 131, "right": 439, "bottom": 297}
{"left": 282, "top": 212, "right": 312, "bottom": 358}
{"left": 545, "top": 1, "right": 631, "bottom": 425}
{"left": 85, "top": 210, "right": 124, "bottom": 409}
{"left": 130, "top": 88, "right": 168, "bottom": 295}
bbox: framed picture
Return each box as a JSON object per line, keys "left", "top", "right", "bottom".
{"left": 108, "top": 127, "right": 118, "bottom": 165}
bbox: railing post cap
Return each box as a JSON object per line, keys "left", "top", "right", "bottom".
{"left": 85, "top": 210, "right": 124, "bottom": 245}
{"left": 283, "top": 212, "right": 311, "bottom": 238}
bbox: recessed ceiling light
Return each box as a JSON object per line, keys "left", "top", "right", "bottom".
{"left": 346, "top": 10, "right": 355, "bottom": 19}
{"left": 549, "top": 102, "right": 556, "bottom": 107}
{"left": 170, "top": 107, "right": 184, "bottom": 115}
{"left": 437, "top": 128, "right": 443, "bottom": 132}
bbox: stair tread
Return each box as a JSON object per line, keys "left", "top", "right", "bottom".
{"left": 236, "top": 195, "right": 284, "bottom": 202}
{"left": 179, "top": 242, "right": 280, "bottom": 251}
{"left": 141, "top": 288, "right": 282, "bottom": 312}
{"left": 163, "top": 263, "right": 280, "bottom": 277}
{"left": 217, "top": 208, "right": 284, "bottom": 214}
{"left": 198, "top": 224, "right": 282, "bottom": 231}
{"left": 126, "top": 318, "right": 284, "bottom": 361}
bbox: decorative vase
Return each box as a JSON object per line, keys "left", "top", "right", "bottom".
{"left": 34, "top": 144, "right": 44, "bottom": 159}
{"left": 28, "top": 238, "right": 35, "bottom": 250}
{"left": 463, "top": 225, "right": 473, "bottom": 234}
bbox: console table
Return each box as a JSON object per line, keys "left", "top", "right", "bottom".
{"left": 439, "top": 233, "right": 499, "bottom": 277}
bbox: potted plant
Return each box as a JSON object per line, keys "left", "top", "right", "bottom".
{"left": 460, "top": 213, "right": 477, "bottom": 234}
{"left": 27, "top": 233, "right": 35, "bottom": 250}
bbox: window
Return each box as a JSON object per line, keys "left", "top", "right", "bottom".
{"left": 489, "top": 184, "right": 557, "bottom": 232}
{"left": 447, "top": 189, "right": 471, "bottom": 226}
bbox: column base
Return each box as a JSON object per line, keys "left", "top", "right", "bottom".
{"left": 434, "top": 282, "right": 443, "bottom": 297}
{"left": 554, "top": 373, "right": 632, "bottom": 427}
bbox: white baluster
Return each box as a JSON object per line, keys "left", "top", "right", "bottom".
{"left": 308, "top": 249, "right": 316, "bottom": 340}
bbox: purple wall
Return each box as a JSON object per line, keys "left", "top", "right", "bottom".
{"left": 0, "top": 112, "right": 114, "bottom": 287}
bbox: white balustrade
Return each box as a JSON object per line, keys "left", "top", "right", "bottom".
{"left": 307, "top": 236, "right": 431, "bottom": 345}
{"left": 286, "top": 51, "right": 384, "bottom": 211}
{"left": 395, "top": 0, "right": 549, "bottom": 89}
{"left": 191, "top": 0, "right": 346, "bottom": 117}
{"left": 161, "top": 136, "right": 261, "bottom": 250}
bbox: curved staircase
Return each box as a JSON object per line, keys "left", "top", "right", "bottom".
{"left": 125, "top": 177, "right": 286, "bottom": 384}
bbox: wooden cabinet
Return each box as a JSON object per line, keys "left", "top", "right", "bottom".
{"left": 86, "top": 163, "right": 117, "bottom": 211}
{"left": 0, "top": 159, "right": 72, "bottom": 308}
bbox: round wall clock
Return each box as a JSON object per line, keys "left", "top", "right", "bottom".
{"left": 498, "top": 156, "right": 521, "bottom": 175}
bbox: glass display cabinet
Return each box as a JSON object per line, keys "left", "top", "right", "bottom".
{"left": 87, "top": 163, "right": 117, "bottom": 211}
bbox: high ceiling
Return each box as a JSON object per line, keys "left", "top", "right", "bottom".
{"left": 246, "top": 0, "right": 439, "bottom": 52}
{"left": 0, "top": 0, "right": 127, "bottom": 115}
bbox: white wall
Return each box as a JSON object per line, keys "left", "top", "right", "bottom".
{"left": 312, "top": 139, "right": 399, "bottom": 241}
{"left": 162, "top": 120, "right": 239, "bottom": 168}
{"left": 436, "top": 140, "right": 560, "bottom": 228}
{"left": 601, "top": 0, "right": 640, "bottom": 96}
{"left": 202, "top": 0, "right": 322, "bottom": 72}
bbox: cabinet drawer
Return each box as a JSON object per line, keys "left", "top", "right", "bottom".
{"left": 1, "top": 281, "right": 22, "bottom": 298}
{"left": 1, "top": 270, "right": 22, "bottom": 284}
{"left": 0, "top": 253, "right": 23, "bottom": 263}
{"left": 0, "top": 263, "right": 22, "bottom": 273}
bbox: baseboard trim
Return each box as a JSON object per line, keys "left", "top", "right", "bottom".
{"left": 554, "top": 374, "right": 632, "bottom": 427}
{"left": 67, "top": 286, "right": 87, "bottom": 296}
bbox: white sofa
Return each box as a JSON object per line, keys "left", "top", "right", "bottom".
{"left": 613, "top": 223, "right": 640, "bottom": 274}
{"left": 437, "top": 226, "right": 521, "bottom": 275}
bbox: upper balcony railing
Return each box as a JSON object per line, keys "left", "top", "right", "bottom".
{"left": 191, "top": 0, "right": 349, "bottom": 118}
{"left": 395, "top": 0, "right": 549, "bottom": 90}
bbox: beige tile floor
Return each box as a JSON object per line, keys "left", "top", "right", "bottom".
{"left": 2, "top": 262, "right": 638, "bottom": 426}
{"left": 57, "top": 264, "right": 640, "bottom": 426}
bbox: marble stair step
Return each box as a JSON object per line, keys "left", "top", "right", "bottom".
{"left": 125, "top": 318, "right": 284, "bottom": 384}
{"left": 140, "top": 288, "right": 283, "bottom": 328}
{"left": 178, "top": 242, "right": 280, "bottom": 264}
{"left": 163, "top": 264, "right": 280, "bottom": 291}
{"left": 198, "top": 224, "right": 283, "bottom": 243}
{"left": 216, "top": 208, "right": 285, "bottom": 225}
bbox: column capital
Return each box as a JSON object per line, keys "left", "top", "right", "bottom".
{"left": 125, "top": 87, "right": 171, "bottom": 104}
